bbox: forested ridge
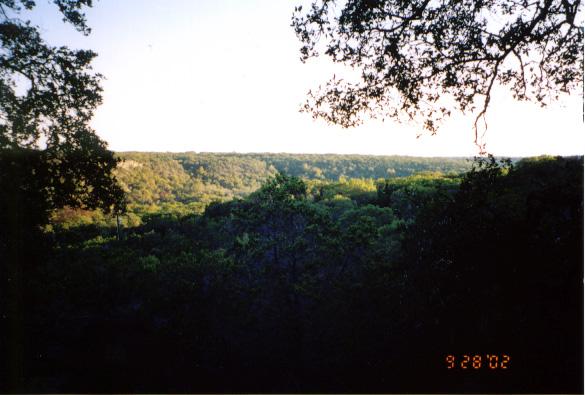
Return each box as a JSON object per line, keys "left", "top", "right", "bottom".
{"left": 51, "top": 152, "right": 472, "bottom": 228}
{"left": 3, "top": 153, "right": 582, "bottom": 393}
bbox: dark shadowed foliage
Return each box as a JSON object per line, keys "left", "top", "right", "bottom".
{"left": 2, "top": 156, "right": 581, "bottom": 393}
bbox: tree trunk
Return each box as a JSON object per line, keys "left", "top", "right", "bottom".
{"left": 116, "top": 214, "right": 121, "bottom": 241}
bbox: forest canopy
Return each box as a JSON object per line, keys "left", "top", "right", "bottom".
{"left": 48, "top": 152, "right": 473, "bottom": 228}
{"left": 3, "top": 154, "right": 582, "bottom": 393}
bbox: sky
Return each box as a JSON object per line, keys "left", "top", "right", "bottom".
{"left": 28, "top": 0, "right": 584, "bottom": 157}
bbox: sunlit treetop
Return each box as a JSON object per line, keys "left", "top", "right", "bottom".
{"left": 292, "top": 0, "right": 583, "bottom": 152}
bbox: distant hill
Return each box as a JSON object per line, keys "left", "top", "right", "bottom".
{"left": 50, "top": 152, "right": 473, "bottom": 228}
{"left": 247, "top": 152, "right": 473, "bottom": 179}
{"left": 114, "top": 152, "right": 472, "bottom": 205}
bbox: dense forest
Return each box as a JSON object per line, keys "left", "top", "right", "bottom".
{"left": 2, "top": 153, "right": 582, "bottom": 393}
{"left": 50, "top": 152, "right": 472, "bottom": 228}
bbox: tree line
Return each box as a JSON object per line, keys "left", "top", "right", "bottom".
{"left": 48, "top": 152, "right": 472, "bottom": 229}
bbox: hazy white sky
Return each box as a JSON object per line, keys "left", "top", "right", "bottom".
{"left": 31, "top": 0, "right": 583, "bottom": 157}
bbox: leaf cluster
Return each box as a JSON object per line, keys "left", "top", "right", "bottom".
{"left": 0, "top": 0, "right": 125, "bottom": 224}
{"left": 292, "top": 0, "right": 583, "bottom": 149}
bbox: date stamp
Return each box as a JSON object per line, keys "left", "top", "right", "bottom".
{"left": 445, "top": 354, "right": 510, "bottom": 370}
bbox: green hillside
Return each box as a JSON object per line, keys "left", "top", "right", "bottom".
{"left": 115, "top": 152, "right": 472, "bottom": 203}
{"left": 50, "top": 152, "right": 473, "bottom": 228}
